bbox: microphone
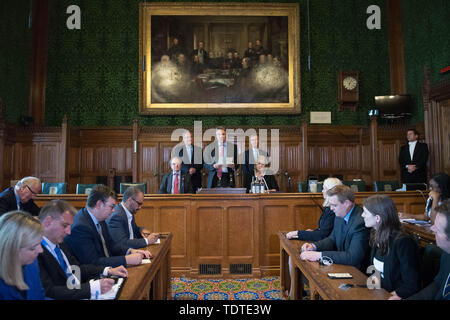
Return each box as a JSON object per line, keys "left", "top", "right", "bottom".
{"left": 261, "top": 176, "right": 270, "bottom": 191}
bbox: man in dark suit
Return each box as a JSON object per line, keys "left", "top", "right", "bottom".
{"left": 158, "top": 157, "right": 194, "bottom": 194}
{"left": 0, "top": 176, "right": 41, "bottom": 217}
{"left": 300, "top": 185, "right": 370, "bottom": 271}
{"left": 38, "top": 199, "right": 127, "bottom": 300}
{"left": 204, "top": 127, "right": 239, "bottom": 188}
{"left": 177, "top": 131, "right": 203, "bottom": 192}
{"left": 398, "top": 129, "right": 429, "bottom": 184}
{"left": 107, "top": 186, "right": 159, "bottom": 249}
{"left": 192, "top": 41, "right": 209, "bottom": 67}
{"left": 65, "top": 185, "right": 151, "bottom": 268}
{"left": 241, "top": 134, "right": 268, "bottom": 191}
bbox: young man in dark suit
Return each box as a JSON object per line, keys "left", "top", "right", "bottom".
{"left": 408, "top": 200, "right": 450, "bottom": 300}
{"left": 204, "top": 127, "right": 239, "bottom": 188}
{"left": 107, "top": 186, "right": 159, "bottom": 249}
{"left": 64, "top": 185, "right": 151, "bottom": 268}
{"left": 178, "top": 131, "right": 203, "bottom": 192}
{"left": 38, "top": 199, "right": 127, "bottom": 300}
{"left": 300, "top": 185, "right": 370, "bottom": 271}
{"left": 158, "top": 157, "right": 194, "bottom": 194}
{"left": 398, "top": 129, "right": 429, "bottom": 184}
{"left": 0, "top": 176, "right": 41, "bottom": 217}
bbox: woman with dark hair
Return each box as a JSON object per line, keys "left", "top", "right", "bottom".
{"left": 400, "top": 173, "right": 450, "bottom": 224}
{"left": 362, "top": 194, "right": 421, "bottom": 300}
{"left": 425, "top": 173, "right": 450, "bottom": 224}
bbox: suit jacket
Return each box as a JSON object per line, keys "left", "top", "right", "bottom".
{"left": 204, "top": 141, "right": 239, "bottom": 188}
{"left": 64, "top": 208, "right": 129, "bottom": 268}
{"left": 314, "top": 205, "right": 370, "bottom": 270}
{"left": 178, "top": 144, "right": 203, "bottom": 191}
{"left": 241, "top": 149, "right": 268, "bottom": 191}
{"left": 158, "top": 171, "right": 194, "bottom": 194}
{"left": 398, "top": 141, "right": 429, "bottom": 183}
{"left": 370, "top": 232, "right": 421, "bottom": 298}
{"left": 297, "top": 206, "right": 335, "bottom": 242}
{"left": 38, "top": 242, "right": 104, "bottom": 300}
{"left": 106, "top": 203, "right": 148, "bottom": 249}
{"left": 192, "top": 48, "right": 209, "bottom": 64}
{"left": 0, "top": 259, "right": 46, "bottom": 300}
{"left": 0, "top": 187, "right": 40, "bottom": 217}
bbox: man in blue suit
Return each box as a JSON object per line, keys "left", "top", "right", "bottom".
{"left": 300, "top": 185, "right": 370, "bottom": 271}
{"left": 107, "top": 186, "right": 159, "bottom": 249}
{"left": 65, "top": 185, "right": 151, "bottom": 268}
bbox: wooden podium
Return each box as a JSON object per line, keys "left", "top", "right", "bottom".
{"left": 196, "top": 188, "right": 247, "bottom": 194}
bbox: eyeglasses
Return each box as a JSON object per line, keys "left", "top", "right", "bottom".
{"left": 131, "top": 198, "right": 143, "bottom": 207}
{"left": 26, "top": 185, "right": 38, "bottom": 196}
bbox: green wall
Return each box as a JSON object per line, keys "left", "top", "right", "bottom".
{"left": 0, "top": 0, "right": 32, "bottom": 124}
{"left": 43, "top": 0, "right": 391, "bottom": 127}
{"left": 402, "top": 0, "right": 450, "bottom": 124}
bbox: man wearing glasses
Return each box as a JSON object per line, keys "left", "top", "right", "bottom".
{"left": 65, "top": 185, "right": 151, "bottom": 268}
{"left": 0, "top": 176, "right": 41, "bottom": 217}
{"left": 107, "top": 186, "right": 159, "bottom": 249}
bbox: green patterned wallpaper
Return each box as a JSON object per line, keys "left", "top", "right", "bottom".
{"left": 0, "top": 0, "right": 32, "bottom": 123}
{"left": 1, "top": 0, "right": 392, "bottom": 127}
{"left": 43, "top": 0, "right": 391, "bottom": 127}
{"left": 402, "top": 0, "right": 450, "bottom": 124}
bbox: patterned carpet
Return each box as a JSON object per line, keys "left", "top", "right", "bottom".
{"left": 171, "top": 277, "right": 284, "bottom": 300}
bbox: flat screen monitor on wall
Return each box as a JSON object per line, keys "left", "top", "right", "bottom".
{"left": 374, "top": 94, "right": 413, "bottom": 118}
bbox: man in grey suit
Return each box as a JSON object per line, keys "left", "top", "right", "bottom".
{"left": 300, "top": 185, "right": 370, "bottom": 271}
{"left": 107, "top": 187, "right": 159, "bottom": 249}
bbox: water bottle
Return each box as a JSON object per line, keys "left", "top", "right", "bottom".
{"left": 251, "top": 176, "right": 256, "bottom": 194}
{"left": 260, "top": 178, "right": 265, "bottom": 193}
{"left": 255, "top": 179, "right": 261, "bottom": 194}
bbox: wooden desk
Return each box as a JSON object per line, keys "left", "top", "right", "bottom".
{"left": 278, "top": 231, "right": 390, "bottom": 300}
{"left": 118, "top": 232, "right": 172, "bottom": 300}
{"left": 35, "top": 191, "right": 426, "bottom": 278}
{"left": 402, "top": 222, "right": 435, "bottom": 247}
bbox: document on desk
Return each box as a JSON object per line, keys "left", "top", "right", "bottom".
{"left": 97, "top": 278, "right": 124, "bottom": 300}
{"left": 141, "top": 259, "right": 152, "bottom": 264}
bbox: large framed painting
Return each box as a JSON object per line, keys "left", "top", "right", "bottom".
{"left": 139, "top": 2, "right": 300, "bottom": 115}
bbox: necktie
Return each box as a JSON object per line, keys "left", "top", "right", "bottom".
{"left": 96, "top": 223, "right": 110, "bottom": 257}
{"left": 340, "top": 220, "right": 348, "bottom": 250}
{"left": 128, "top": 216, "right": 134, "bottom": 239}
{"left": 54, "top": 245, "right": 70, "bottom": 278}
{"left": 173, "top": 172, "right": 179, "bottom": 194}
{"left": 218, "top": 144, "right": 224, "bottom": 179}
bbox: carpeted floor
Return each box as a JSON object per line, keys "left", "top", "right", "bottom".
{"left": 171, "top": 277, "right": 285, "bottom": 300}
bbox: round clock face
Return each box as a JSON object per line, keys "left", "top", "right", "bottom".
{"left": 343, "top": 76, "right": 357, "bottom": 90}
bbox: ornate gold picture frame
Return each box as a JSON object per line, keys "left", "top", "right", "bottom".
{"left": 139, "top": 2, "right": 300, "bottom": 115}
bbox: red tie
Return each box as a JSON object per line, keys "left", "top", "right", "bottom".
{"left": 173, "top": 172, "right": 179, "bottom": 194}
{"left": 218, "top": 144, "right": 224, "bottom": 179}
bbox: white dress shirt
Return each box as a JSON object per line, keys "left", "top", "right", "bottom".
{"left": 409, "top": 140, "right": 417, "bottom": 161}
{"left": 120, "top": 203, "right": 148, "bottom": 245}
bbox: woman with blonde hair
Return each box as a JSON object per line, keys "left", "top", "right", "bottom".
{"left": 0, "top": 211, "right": 46, "bottom": 300}
{"left": 286, "top": 177, "right": 342, "bottom": 241}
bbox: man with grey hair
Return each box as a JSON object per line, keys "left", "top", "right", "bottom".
{"left": 0, "top": 176, "right": 41, "bottom": 216}
{"left": 107, "top": 187, "right": 159, "bottom": 248}
{"left": 158, "top": 157, "right": 194, "bottom": 194}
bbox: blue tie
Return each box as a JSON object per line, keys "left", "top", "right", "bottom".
{"left": 54, "top": 245, "right": 70, "bottom": 278}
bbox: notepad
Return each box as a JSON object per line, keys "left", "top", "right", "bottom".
{"left": 97, "top": 278, "right": 124, "bottom": 300}
{"left": 141, "top": 259, "right": 152, "bottom": 264}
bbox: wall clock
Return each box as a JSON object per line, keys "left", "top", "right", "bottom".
{"left": 338, "top": 70, "right": 359, "bottom": 111}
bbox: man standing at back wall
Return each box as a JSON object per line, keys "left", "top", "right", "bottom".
{"left": 398, "top": 128, "right": 429, "bottom": 184}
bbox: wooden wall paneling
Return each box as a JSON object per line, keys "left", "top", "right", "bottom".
{"left": 282, "top": 141, "right": 302, "bottom": 192}
{"left": 139, "top": 142, "right": 160, "bottom": 194}
{"left": 37, "top": 143, "right": 59, "bottom": 182}
{"left": 440, "top": 99, "right": 450, "bottom": 174}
